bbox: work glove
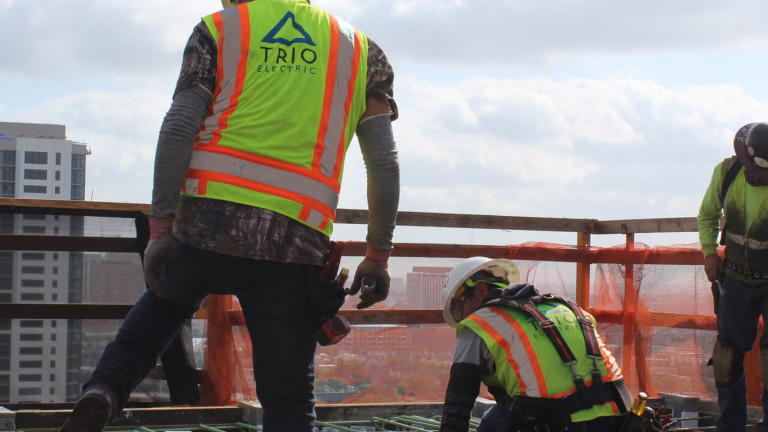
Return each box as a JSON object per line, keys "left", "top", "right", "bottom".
{"left": 348, "top": 247, "right": 391, "bottom": 309}
{"left": 704, "top": 253, "right": 723, "bottom": 283}
{"left": 143, "top": 217, "right": 175, "bottom": 299}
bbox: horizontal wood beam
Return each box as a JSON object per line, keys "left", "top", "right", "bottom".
{"left": 0, "top": 303, "right": 134, "bottom": 319}
{"left": 0, "top": 303, "right": 716, "bottom": 331}
{"left": 0, "top": 198, "right": 150, "bottom": 218}
{"left": 589, "top": 308, "right": 716, "bottom": 331}
{"left": 595, "top": 217, "right": 698, "bottom": 234}
{"left": 0, "top": 235, "right": 138, "bottom": 252}
{"left": 0, "top": 199, "right": 701, "bottom": 235}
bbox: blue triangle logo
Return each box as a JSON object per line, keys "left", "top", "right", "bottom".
{"left": 262, "top": 12, "right": 316, "bottom": 47}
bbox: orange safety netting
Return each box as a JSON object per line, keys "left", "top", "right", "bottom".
{"left": 197, "top": 242, "right": 765, "bottom": 407}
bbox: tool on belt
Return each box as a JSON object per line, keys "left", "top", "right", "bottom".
{"left": 311, "top": 241, "right": 352, "bottom": 346}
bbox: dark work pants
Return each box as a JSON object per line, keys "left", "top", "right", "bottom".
{"left": 716, "top": 273, "right": 768, "bottom": 432}
{"left": 478, "top": 397, "right": 622, "bottom": 432}
{"left": 160, "top": 319, "right": 199, "bottom": 405}
{"left": 135, "top": 215, "right": 200, "bottom": 405}
{"left": 85, "top": 239, "right": 319, "bottom": 432}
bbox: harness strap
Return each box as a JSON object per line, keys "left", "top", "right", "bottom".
{"left": 720, "top": 158, "right": 743, "bottom": 246}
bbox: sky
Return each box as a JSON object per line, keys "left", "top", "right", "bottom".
{"left": 3, "top": 0, "right": 768, "bottom": 248}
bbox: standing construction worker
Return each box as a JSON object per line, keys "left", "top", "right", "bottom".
{"left": 58, "top": 0, "right": 399, "bottom": 431}
{"left": 698, "top": 122, "right": 768, "bottom": 432}
{"left": 439, "top": 257, "right": 633, "bottom": 432}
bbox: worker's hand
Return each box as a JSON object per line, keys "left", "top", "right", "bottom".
{"left": 349, "top": 248, "right": 391, "bottom": 309}
{"left": 143, "top": 217, "right": 175, "bottom": 299}
{"left": 704, "top": 253, "right": 723, "bottom": 283}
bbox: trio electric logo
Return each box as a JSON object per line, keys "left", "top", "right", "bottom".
{"left": 258, "top": 12, "right": 317, "bottom": 74}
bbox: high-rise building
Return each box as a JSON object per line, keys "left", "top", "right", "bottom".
{"left": 406, "top": 266, "right": 451, "bottom": 309}
{"left": 0, "top": 121, "right": 90, "bottom": 403}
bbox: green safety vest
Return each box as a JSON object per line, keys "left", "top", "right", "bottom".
{"left": 723, "top": 169, "right": 768, "bottom": 275}
{"left": 182, "top": 0, "right": 369, "bottom": 236}
{"left": 458, "top": 302, "right": 622, "bottom": 423}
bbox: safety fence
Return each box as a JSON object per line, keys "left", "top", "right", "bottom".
{"left": 0, "top": 198, "right": 761, "bottom": 412}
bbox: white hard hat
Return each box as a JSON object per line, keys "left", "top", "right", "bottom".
{"left": 442, "top": 257, "right": 520, "bottom": 328}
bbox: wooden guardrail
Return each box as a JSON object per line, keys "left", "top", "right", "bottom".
{"left": 0, "top": 198, "right": 719, "bottom": 400}
{"left": 0, "top": 197, "right": 701, "bottom": 323}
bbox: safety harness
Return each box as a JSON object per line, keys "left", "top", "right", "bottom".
{"left": 479, "top": 284, "right": 631, "bottom": 430}
{"left": 719, "top": 158, "right": 743, "bottom": 246}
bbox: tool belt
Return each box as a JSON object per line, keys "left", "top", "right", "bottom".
{"left": 724, "top": 259, "right": 768, "bottom": 280}
{"left": 508, "top": 379, "right": 631, "bottom": 432}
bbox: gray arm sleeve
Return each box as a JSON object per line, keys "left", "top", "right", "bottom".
{"left": 356, "top": 113, "right": 400, "bottom": 250}
{"left": 150, "top": 86, "right": 211, "bottom": 218}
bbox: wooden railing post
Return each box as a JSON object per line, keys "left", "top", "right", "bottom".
{"left": 576, "top": 231, "right": 591, "bottom": 308}
{"left": 622, "top": 232, "right": 637, "bottom": 389}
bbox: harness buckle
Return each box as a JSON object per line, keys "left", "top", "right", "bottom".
{"left": 539, "top": 319, "right": 556, "bottom": 329}
{"left": 565, "top": 361, "right": 583, "bottom": 384}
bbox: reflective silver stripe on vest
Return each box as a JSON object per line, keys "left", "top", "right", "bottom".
{"left": 188, "top": 150, "right": 340, "bottom": 210}
{"left": 199, "top": 7, "right": 244, "bottom": 144}
{"left": 317, "top": 18, "right": 358, "bottom": 177}
{"left": 474, "top": 308, "right": 543, "bottom": 397}
{"left": 726, "top": 232, "right": 768, "bottom": 249}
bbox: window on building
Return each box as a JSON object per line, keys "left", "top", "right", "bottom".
{"left": 71, "top": 154, "right": 85, "bottom": 169}
{"left": 54, "top": 186, "right": 60, "bottom": 194}
{"left": 19, "top": 320, "right": 43, "bottom": 328}
{"left": 22, "top": 225, "right": 45, "bottom": 234}
{"left": 23, "top": 169, "right": 47, "bottom": 180}
{"left": 50, "top": 347, "right": 55, "bottom": 355}
{"left": 19, "top": 375, "right": 42, "bottom": 382}
{"left": 55, "top": 153, "right": 61, "bottom": 165}
{"left": 71, "top": 184, "right": 84, "bottom": 200}
{"left": 0, "top": 182, "right": 14, "bottom": 197}
{"left": 20, "top": 293, "right": 44, "bottom": 301}
{"left": 51, "top": 293, "right": 57, "bottom": 301}
{"left": 50, "top": 360, "right": 55, "bottom": 368}
{"left": 21, "top": 266, "right": 45, "bottom": 274}
{"left": 49, "top": 374, "right": 55, "bottom": 381}
{"left": 20, "top": 279, "right": 44, "bottom": 288}
{"left": 22, "top": 214, "right": 45, "bottom": 220}
{"left": 19, "top": 333, "right": 43, "bottom": 341}
{"left": 22, "top": 185, "right": 46, "bottom": 194}
{"left": 19, "top": 387, "right": 42, "bottom": 396}
{"left": 71, "top": 170, "right": 85, "bottom": 185}
{"left": 1, "top": 167, "right": 13, "bottom": 181}
{"left": 24, "top": 151, "right": 48, "bottom": 165}
{"left": 1, "top": 150, "right": 15, "bottom": 165}
{"left": 19, "top": 361, "right": 42, "bottom": 368}
{"left": 54, "top": 170, "right": 60, "bottom": 181}
{"left": 21, "top": 252, "right": 45, "bottom": 260}
{"left": 19, "top": 347, "right": 42, "bottom": 355}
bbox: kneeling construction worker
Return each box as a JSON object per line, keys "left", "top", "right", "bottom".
{"left": 439, "top": 257, "right": 633, "bottom": 432}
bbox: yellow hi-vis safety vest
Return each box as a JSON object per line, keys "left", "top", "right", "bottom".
{"left": 723, "top": 169, "right": 768, "bottom": 275}
{"left": 458, "top": 303, "right": 624, "bottom": 423}
{"left": 182, "top": 0, "right": 369, "bottom": 236}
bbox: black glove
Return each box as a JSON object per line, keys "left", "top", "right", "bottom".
{"left": 143, "top": 217, "right": 175, "bottom": 299}
{"left": 348, "top": 257, "right": 390, "bottom": 309}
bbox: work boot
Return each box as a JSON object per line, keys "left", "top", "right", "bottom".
{"left": 59, "top": 387, "right": 113, "bottom": 432}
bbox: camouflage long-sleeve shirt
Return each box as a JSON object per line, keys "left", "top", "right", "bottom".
{"left": 160, "top": 20, "right": 398, "bottom": 266}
